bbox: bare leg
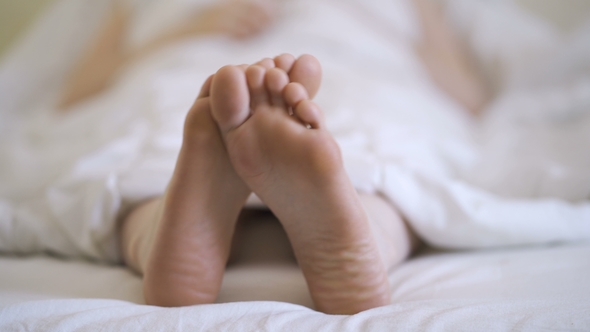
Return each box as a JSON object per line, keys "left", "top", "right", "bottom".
{"left": 122, "top": 192, "right": 419, "bottom": 276}
{"left": 119, "top": 55, "right": 322, "bottom": 306}
{"left": 58, "top": 1, "right": 277, "bottom": 110}
{"left": 210, "top": 58, "right": 391, "bottom": 314}
{"left": 412, "top": 0, "right": 490, "bottom": 115}
{"left": 228, "top": 193, "right": 419, "bottom": 270}
{"left": 358, "top": 193, "right": 421, "bottom": 272}
{"left": 58, "top": 3, "right": 129, "bottom": 109}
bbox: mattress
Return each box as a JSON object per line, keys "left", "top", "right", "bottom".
{"left": 1, "top": 241, "right": 589, "bottom": 330}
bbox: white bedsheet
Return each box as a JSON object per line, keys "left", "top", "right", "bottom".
{"left": 1, "top": 242, "right": 589, "bottom": 330}
{"left": 0, "top": 0, "right": 589, "bottom": 262}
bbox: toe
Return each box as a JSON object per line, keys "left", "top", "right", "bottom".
{"left": 284, "top": 82, "right": 326, "bottom": 128}
{"left": 246, "top": 65, "right": 270, "bottom": 109}
{"left": 265, "top": 68, "right": 290, "bottom": 108}
{"left": 210, "top": 65, "right": 250, "bottom": 133}
{"left": 256, "top": 58, "right": 276, "bottom": 70}
{"left": 274, "top": 54, "right": 296, "bottom": 73}
{"left": 294, "top": 100, "right": 325, "bottom": 129}
{"left": 289, "top": 54, "right": 322, "bottom": 99}
{"left": 283, "top": 82, "right": 308, "bottom": 107}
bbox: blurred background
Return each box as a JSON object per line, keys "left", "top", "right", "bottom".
{"left": 2, "top": 0, "right": 590, "bottom": 59}
{"left": 0, "top": 0, "right": 56, "bottom": 56}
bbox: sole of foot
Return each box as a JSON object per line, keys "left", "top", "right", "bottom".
{"left": 210, "top": 55, "right": 391, "bottom": 314}
{"left": 142, "top": 54, "right": 325, "bottom": 307}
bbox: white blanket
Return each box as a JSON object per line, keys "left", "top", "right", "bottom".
{"left": 0, "top": 0, "right": 589, "bottom": 262}
{"left": 1, "top": 242, "right": 589, "bottom": 330}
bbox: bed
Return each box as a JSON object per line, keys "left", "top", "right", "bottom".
{"left": 1, "top": 242, "right": 589, "bottom": 330}
{"left": 1, "top": 0, "right": 589, "bottom": 330}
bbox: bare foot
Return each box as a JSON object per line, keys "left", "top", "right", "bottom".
{"left": 210, "top": 56, "right": 391, "bottom": 314}
{"left": 142, "top": 74, "right": 251, "bottom": 306}
{"left": 142, "top": 55, "right": 323, "bottom": 306}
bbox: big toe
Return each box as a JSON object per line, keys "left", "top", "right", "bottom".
{"left": 289, "top": 54, "right": 322, "bottom": 99}
{"left": 210, "top": 65, "right": 251, "bottom": 133}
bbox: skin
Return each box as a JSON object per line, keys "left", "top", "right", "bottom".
{"left": 210, "top": 62, "right": 391, "bottom": 314}
{"left": 123, "top": 54, "right": 397, "bottom": 314}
